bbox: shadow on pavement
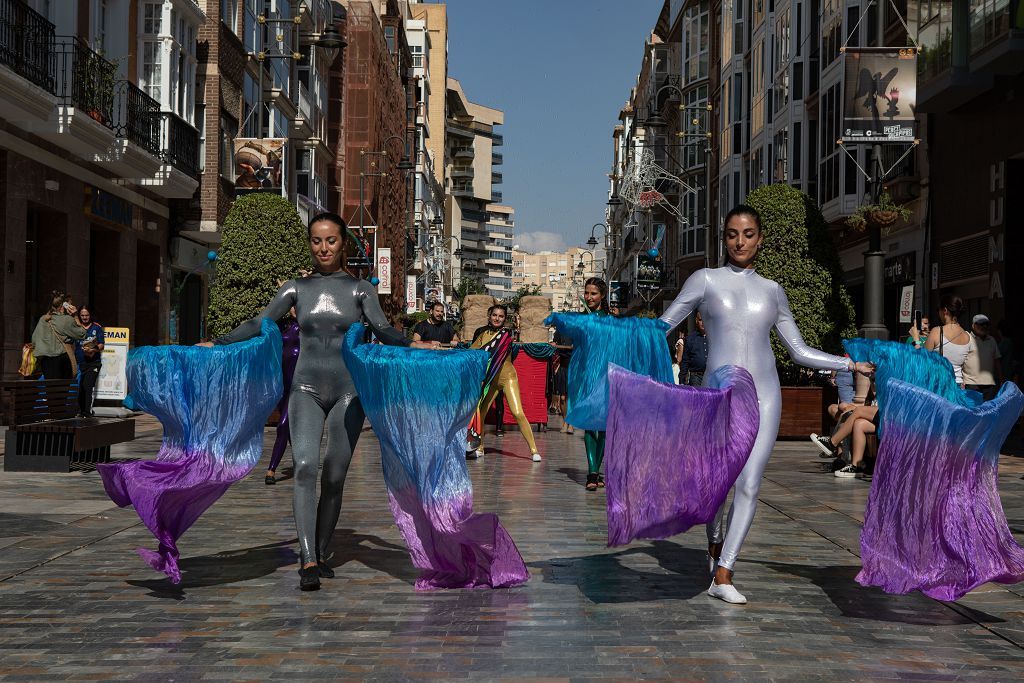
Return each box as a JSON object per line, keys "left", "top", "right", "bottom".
{"left": 556, "top": 466, "right": 588, "bottom": 487}
{"left": 755, "top": 559, "right": 1004, "bottom": 625}
{"left": 127, "top": 539, "right": 298, "bottom": 599}
{"left": 323, "top": 528, "right": 418, "bottom": 586}
{"left": 531, "top": 540, "right": 709, "bottom": 603}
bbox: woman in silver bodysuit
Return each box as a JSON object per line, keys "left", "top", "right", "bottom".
{"left": 660, "top": 205, "right": 872, "bottom": 604}
{"left": 214, "top": 213, "right": 426, "bottom": 591}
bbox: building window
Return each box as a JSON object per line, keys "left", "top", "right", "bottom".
{"left": 141, "top": 41, "right": 163, "bottom": 103}
{"left": 773, "top": 128, "right": 789, "bottom": 183}
{"left": 220, "top": 116, "right": 237, "bottom": 181}
{"left": 773, "top": 8, "right": 791, "bottom": 116}
{"left": 384, "top": 25, "right": 396, "bottom": 55}
{"left": 410, "top": 44, "right": 423, "bottom": 68}
{"left": 819, "top": 84, "right": 841, "bottom": 203}
{"left": 751, "top": 38, "right": 765, "bottom": 138}
{"left": 222, "top": 0, "right": 239, "bottom": 33}
{"left": 684, "top": 0, "right": 710, "bottom": 82}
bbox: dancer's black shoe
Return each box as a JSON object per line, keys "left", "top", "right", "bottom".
{"left": 317, "top": 562, "right": 335, "bottom": 579}
{"left": 299, "top": 566, "right": 321, "bottom": 591}
{"left": 585, "top": 473, "right": 599, "bottom": 491}
{"left": 264, "top": 474, "right": 276, "bottom": 485}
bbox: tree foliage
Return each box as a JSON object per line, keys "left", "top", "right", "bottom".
{"left": 455, "top": 276, "right": 486, "bottom": 302}
{"left": 745, "top": 184, "right": 857, "bottom": 384}
{"left": 506, "top": 284, "right": 543, "bottom": 310}
{"left": 208, "top": 193, "right": 310, "bottom": 338}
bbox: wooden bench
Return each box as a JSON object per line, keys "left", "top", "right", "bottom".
{"left": 1, "top": 379, "right": 135, "bottom": 472}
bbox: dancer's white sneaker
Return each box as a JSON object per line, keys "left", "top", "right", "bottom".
{"left": 531, "top": 452, "right": 542, "bottom": 462}
{"left": 708, "top": 579, "right": 747, "bottom": 604}
{"left": 476, "top": 449, "right": 485, "bottom": 459}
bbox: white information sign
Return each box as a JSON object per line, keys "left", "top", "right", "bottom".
{"left": 898, "top": 285, "right": 914, "bottom": 324}
{"left": 96, "top": 327, "right": 130, "bottom": 401}
{"left": 406, "top": 275, "right": 417, "bottom": 313}
{"left": 377, "top": 247, "right": 392, "bottom": 294}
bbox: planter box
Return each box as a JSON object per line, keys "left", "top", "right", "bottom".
{"left": 778, "top": 384, "right": 838, "bottom": 439}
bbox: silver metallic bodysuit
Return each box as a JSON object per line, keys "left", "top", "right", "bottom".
{"left": 660, "top": 264, "right": 848, "bottom": 570}
{"left": 217, "top": 271, "right": 408, "bottom": 565}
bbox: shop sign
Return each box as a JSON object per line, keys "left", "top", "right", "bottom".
{"left": 406, "top": 275, "right": 418, "bottom": 313}
{"left": 377, "top": 247, "right": 392, "bottom": 294}
{"left": 96, "top": 327, "right": 130, "bottom": 401}
{"left": 636, "top": 253, "right": 664, "bottom": 290}
{"left": 841, "top": 49, "right": 917, "bottom": 144}
{"left": 884, "top": 252, "right": 915, "bottom": 285}
{"left": 84, "top": 186, "right": 133, "bottom": 228}
{"left": 898, "top": 285, "right": 914, "bottom": 323}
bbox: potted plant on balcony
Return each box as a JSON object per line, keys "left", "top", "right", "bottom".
{"left": 746, "top": 184, "right": 857, "bottom": 437}
{"left": 846, "top": 191, "right": 913, "bottom": 233}
{"left": 75, "top": 51, "right": 119, "bottom": 125}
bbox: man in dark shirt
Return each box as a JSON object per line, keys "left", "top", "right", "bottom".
{"left": 412, "top": 301, "right": 459, "bottom": 347}
{"left": 680, "top": 312, "right": 708, "bottom": 386}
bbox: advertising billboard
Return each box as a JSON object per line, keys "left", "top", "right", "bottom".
{"left": 841, "top": 49, "right": 917, "bottom": 144}
{"left": 233, "top": 138, "right": 285, "bottom": 195}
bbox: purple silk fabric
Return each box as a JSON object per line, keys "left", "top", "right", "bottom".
{"left": 605, "top": 364, "right": 760, "bottom": 546}
{"left": 98, "top": 320, "right": 283, "bottom": 583}
{"left": 857, "top": 378, "right": 1024, "bottom": 601}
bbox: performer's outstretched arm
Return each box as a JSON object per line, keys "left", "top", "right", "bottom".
{"left": 660, "top": 269, "right": 707, "bottom": 332}
{"left": 215, "top": 282, "right": 298, "bottom": 345}
{"left": 773, "top": 283, "right": 850, "bottom": 371}
{"left": 356, "top": 279, "right": 410, "bottom": 346}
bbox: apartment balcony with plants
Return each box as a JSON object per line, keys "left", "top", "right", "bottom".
{"left": 0, "top": 0, "right": 203, "bottom": 197}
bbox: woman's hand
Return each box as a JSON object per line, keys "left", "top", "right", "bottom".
{"left": 194, "top": 341, "right": 214, "bottom": 348}
{"left": 411, "top": 341, "right": 441, "bottom": 350}
{"left": 852, "top": 361, "right": 874, "bottom": 376}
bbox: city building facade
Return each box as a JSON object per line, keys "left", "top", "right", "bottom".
{"left": 444, "top": 76, "right": 509, "bottom": 299}
{"left": 512, "top": 246, "right": 600, "bottom": 311}
{"left": 0, "top": 0, "right": 205, "bottom": 378}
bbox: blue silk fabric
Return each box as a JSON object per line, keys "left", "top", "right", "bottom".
{"left": 342, "top": 325, "right": 529, "bottom": 589}
{"left": 98, "top": 319, "right": 283, "bottom": 583}
{"left": 544, "top": 313, "right": 675, "bottom": 430}
{"left": 843, "top": 338, "right": 1024, "bottom": 600}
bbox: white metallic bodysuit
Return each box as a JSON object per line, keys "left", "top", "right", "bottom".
{"left": 660, "top": 264, "right": 849, "bottom": 570}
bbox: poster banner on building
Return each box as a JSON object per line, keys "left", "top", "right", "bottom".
{"left": 406, "top": 275, "right": 417, "bottom": 313}
{"left": 608, "top": 281, "right": 627, "bottom": 307}
{"left": 377, "top": 247, "right": 392, "bottom": 294}
{"left": 635, "top": 253, "right": 664, "bottom": 290}
{"left": 347, "top": 226, "right": 375, "bottom": 271}
{"left": 96, "top": 327, "right": 130, "bottom": 401}
{"left": 841, "top": 49, "right": 917, "bottom": 144}
{"left": 899, "top": 285, "right": 915, "bottom": 323}
{"left": 233, "top": 138, "right": 285, "bottom": 194}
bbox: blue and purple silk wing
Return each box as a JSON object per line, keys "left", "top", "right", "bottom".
{"left": 342, "top": 324, "right": 529, "bottom": 590}
{"left": 543, "top": 313, "right": 674, "bottom": 431}
{"left": 98, "top": 318, "right": 283, "bottom": 583}
{"left": 605, "top": 364, "right": 760, "bottom": 546}
{"left": 845, "top": 338, "right": 1024, "bottom": 600}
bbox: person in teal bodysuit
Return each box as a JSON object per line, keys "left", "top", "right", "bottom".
{"left": 580, "top": 277, "right": 610, "bottom": 491}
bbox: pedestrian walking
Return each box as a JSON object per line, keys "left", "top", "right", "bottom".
{"left": 74, "top": 305, "right": 104, "bottom": 417}
{"left": 963, "top": 314, "right": 1002, "bottom": 401}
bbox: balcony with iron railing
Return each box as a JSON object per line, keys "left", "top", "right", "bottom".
{"left": 112, "top": 80, "right": 160, "bottom": 155}
{"left": 454, "top": 146, "right": 474, "bottom": 158}
{"left": 0, "top": 0, "right": 54, "bottom": 92}
{"left": 53, "top": 36, "right": 116, "bottom": 128}
{"left": 451, "top": 165, "right": 474, "bottom": 178}
{"left": 491, "top": 152, "right": 502, "bottom": 165}
{"left": 159, "top": 111, "right": 200, "bottom": 179}
{"left": 491, "top": 191, "right": 503, "bottom": 202}
{"left": 491, "top": 171, "right": 502, "bottom": 184}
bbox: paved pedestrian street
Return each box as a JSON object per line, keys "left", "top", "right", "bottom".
{"left": 1, "top": 417, "right": 1023, "bottom": 681}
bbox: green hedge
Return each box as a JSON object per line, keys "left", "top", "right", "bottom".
{"left": 745, "top": 184, "right": 857, "bottom": 384}
{"left": 208, "top": 194, "right": 310, "bottom": 338}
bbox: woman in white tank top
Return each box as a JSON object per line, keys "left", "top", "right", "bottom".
{"left": 925, "top": 294, "right": 974, "bottom": 387}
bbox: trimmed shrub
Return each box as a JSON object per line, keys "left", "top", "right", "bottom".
{"left": 745, "top": 184, "right": 857, "bottom": 384}
{"left": 208, "top": 193, "right": 310, "bottom": 338}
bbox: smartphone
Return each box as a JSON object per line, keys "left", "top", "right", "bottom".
{"left": 914, "top": 309, "right": 922, "bottom": 332}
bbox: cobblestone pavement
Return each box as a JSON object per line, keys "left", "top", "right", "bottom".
{"left": 1, "top": 416, "right": 1023, "bottom": 680}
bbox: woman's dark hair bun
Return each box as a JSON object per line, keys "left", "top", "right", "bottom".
{"left": 939, "top": 294, "right": 964, "bottom": 320}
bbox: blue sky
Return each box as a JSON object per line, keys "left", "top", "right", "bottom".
{"left": 442, "top": 0, "right": 661, "bottom": 253}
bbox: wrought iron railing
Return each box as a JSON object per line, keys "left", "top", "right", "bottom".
{"left": 53, "top": 36, "right": 115, "bottom": 129}
{"left": 0, "top": 0, "right": 54, "bottom": 92}
{"left": 112, "top": 80, "right": 160, "bottom": 155}
{"left": 160, "top": 112, "right": 200, "bottom": 178}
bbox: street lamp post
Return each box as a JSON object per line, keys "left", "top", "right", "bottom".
{"left": 587, "top": 223, "right": 608, "bottom": 280}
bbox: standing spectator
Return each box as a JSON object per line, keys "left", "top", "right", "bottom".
{"left": 74, "top": 305, "right": 105, "bottom": 417}
{"left": 926, "top": 294, "right": 973, "bottom": 388}
{"left": 679, "top": 312, "right": 708, "bottom": 386}
{"left": 31, "top": 291, "right": 86, "bottom": 380}
{"left": 963, "top": 314, "right": 1002, "bottom": 401}
{"left": 412, "top": 301, "right": 459, "bottom": 348}
{"left": 550, "top": 330, "right": 573, "bottom": 433}
{"left": 905, "top": 316, "right": 930, "bottom": 349}
{"left": 673, "top": 330, "right": 685, "bottom": 384}
{"left": 994, "top": 320, "right": 1017, "bottom": 385}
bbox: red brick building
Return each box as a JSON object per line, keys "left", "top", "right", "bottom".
{"left": 341, "top": 0, "right": 414, "bottom": 317}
